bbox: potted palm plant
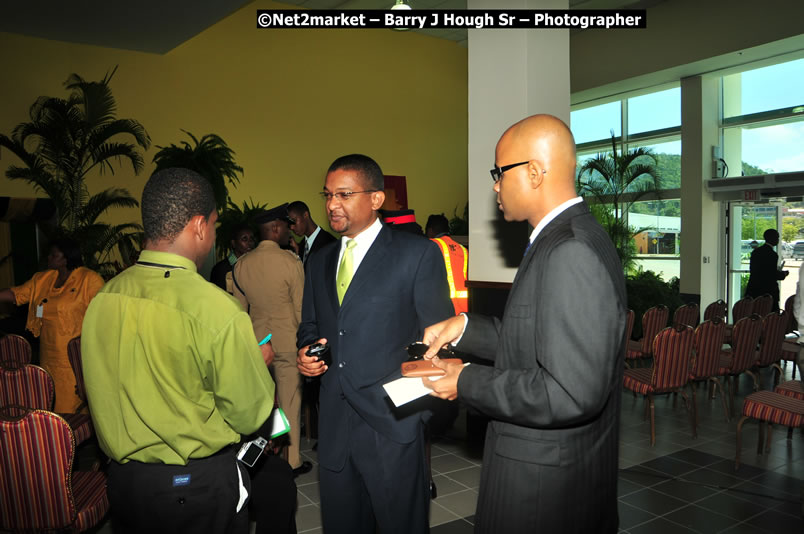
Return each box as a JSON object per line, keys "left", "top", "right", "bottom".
{"left": 577, "top": 132, "right": 662, "bottom": 272}
{"left": 0, "top": 67, "right": 150, "bottom": 277}
{"left": 152, "top": 130, "right": 242, "bottom": 210}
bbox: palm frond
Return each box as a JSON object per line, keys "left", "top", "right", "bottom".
{"left": 77, "top": 188, "right": 139, "bottom": 225}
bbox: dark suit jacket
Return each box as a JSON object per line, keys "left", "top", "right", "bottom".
{"left": 456, "top": 201, "right": 627, "bottom": 533}
{"left": 297, "top": 222, "right": 453, "bottom": 470}
{"left": 302, "top": 227, "right": 337, "bottom": 266}
{"left": 746, "top": 243, "right": 784, "bottom": 307}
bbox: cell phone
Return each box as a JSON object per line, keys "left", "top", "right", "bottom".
{"left": 306, "top": 342, "right": 331, "bottom": 367}
{"left": 237, "top": 436, "right": 268, "bottom": 467}
{"left": 405, "top": 342, "right": 456, "bottom": 361}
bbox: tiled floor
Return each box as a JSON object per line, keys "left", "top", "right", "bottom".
{"left": 86, "top": 366, "right": 802, "bottom": 533}
{"left": 295, "top": 366, "right": 803, "bottom": 534}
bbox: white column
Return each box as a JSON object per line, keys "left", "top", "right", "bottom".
{"left": 680, "top": 75, "right": 722, "bottom": 306}
{"left": 467, "top": 0, "right": 569, "bottom": 283}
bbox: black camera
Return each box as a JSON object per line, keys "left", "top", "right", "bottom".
{"left": 306, "top": 342, "right": 331, "bottom": 367}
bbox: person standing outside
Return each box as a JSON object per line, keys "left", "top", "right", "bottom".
{"left": 296, "top": 154, "right": 453, "bottom": 534}
{"left": 425, "top": 213, "right": 468, "bottom": 315}
{"left": 233, "top": 204, "right": 310, "bottom": 476}
{"left": 287, "top": 200, "right": 337, "bottom": 267}
{"left": 81, "top": 168, "right": 275, "bottom": 533}
{"left": 421, "top": 115, "right": 627, "bottom": 533}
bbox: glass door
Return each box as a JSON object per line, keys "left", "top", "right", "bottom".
{"left": 726, "top": 203, "right": 782, "bottom": 320}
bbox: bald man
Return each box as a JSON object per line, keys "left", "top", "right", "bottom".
{"left": 421, "top": 115, "right": 627, "bottom": 532}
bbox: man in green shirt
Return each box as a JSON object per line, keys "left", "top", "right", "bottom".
{"left": 82, "top": 168, "right": 275, "bottom": 534}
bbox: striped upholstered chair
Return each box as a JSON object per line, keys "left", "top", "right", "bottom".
{"left": 775, "top": 379, "right": 804, "bottom": 400}
{"left": 703, "top": 299, "right": 728, "bottom": 322}
{"left": 735, "top": 391, "right": 804, "bottom": 470}
{"left": 751, "top": 294, "right": 773, "bottom": 317}
{"left": 783, "top": 295, "right": 796, "bottom": 333}
{"left": 688, "top": 318, "right": 729, "bottom": 433}
{"left": 0, "top": 334, "right": 32, "bottom": 368}
{"left": 672, "top": 302, "right": 699, "bottom": 329}
{"left": 0, "top": 409, "right": 108, "bottom": 532}
{"left": 0, "top": 363, "right": 93, "bottom": 445}
{"left": 623, "top": 325, "right": 696, "bottom": 446}
{"left": 717, "top": 315, "right": 763, "bottom": 416}
{"left": 626, "top": 305, "right": 669, "bottom": 367}
{"left": 749, "top": 310, "right": 787, "bottom": 389}
{"left": 731, "top": 297, "right": 754, "bottom": 324}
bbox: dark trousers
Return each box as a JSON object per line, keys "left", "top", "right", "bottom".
{"left": 107, "top": 448, "right": 248, "bottom": 534}
{"left": 249, "top": 453, "right": 298, "bottom": 534}
{"left": 319, "top": 405, "right": 429, "bottom": 534}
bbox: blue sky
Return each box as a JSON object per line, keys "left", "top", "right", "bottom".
{"left": 571, "top": 58, "right": 804, "bottom": 174}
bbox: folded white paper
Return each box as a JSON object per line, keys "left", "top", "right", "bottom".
{"left": 383, "top": 363, "right": 469, "bottom": 407}
{"left": 269, "top": 407, "right": 291, "bottom": 439}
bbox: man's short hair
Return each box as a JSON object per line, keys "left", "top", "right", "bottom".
{"left": 142, "top": 168, "right": 216, "bottom": 243}
{"left": 425, "top": 214, "right": 450, "bottom": 236}
{"left": 327, "top": 154, "right": 385, "bottom": 191}
{"left": 287, "top": 201, "right": 310, "bottom": 215}
{"left": 763, "top": 229, "right": 779, "bottom": 240}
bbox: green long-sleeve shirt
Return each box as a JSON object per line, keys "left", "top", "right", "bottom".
{"left": 82, "top": 250, "right": 275, "bottom": 465}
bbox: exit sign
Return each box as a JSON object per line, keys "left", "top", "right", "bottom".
{"left": 743, "top": 190, "right": 760, "bottom": 201}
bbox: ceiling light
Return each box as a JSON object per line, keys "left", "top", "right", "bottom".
{"left": 391, "top": 0, "right": 412, "bottom": 10}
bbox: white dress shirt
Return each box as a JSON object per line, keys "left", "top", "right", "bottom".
{"left": 336, "top": 216, "right": 383, "bottom": 278}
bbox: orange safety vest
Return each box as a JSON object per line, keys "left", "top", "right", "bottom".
{"left": 431, "top": 236, "right": 468, "bottom": 315}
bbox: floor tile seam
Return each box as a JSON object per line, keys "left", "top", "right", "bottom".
{"left": 646, "top": 484, "right": 726, "bottom": 504}
{"left": 714, "top": 518, "right": 774, "bottom": 534}
{"left": 430, "top": 500, "right": 464, "bottom": 524}
{"left": 433, "top": 466, "right": 479, "bottom": 476}
{"left": 435, "top": 474, "right": 474, "bottom": 492}
{"left": 654, "top": 497, "right": 740, "bottom": 525}
{"left": 617, "top": 493, "right": 687, "bottom": 518}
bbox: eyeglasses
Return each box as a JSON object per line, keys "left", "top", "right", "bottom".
{"left": 320, "top": 190, "right": 381, "bottom": 202}
{"left": 490, "top": 161, "right": 529, "bottom": 183}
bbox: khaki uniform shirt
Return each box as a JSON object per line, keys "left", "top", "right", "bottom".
{"left": 233, "top": 240, "right": 304, "bottom": 354}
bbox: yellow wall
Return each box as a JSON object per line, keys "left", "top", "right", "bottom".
{"left": 0, "top": 0, "right": 468, "bottom": 234}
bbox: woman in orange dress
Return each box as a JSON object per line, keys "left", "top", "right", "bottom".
{"left": 0, "top": 238, "right": 104, "bottom": 412}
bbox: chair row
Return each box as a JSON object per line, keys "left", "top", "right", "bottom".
{"left": 622, "top": 311, "right": 792, "bottom": 447}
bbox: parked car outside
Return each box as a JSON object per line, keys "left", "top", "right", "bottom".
{"left": 793, "top": 241, "right": 804, "bottom": 260}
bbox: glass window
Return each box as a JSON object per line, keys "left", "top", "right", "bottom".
{"left": 627, "top": 88, "right": 681, "bottom": 134}
{"left": 629, "top": 200, "right": 681, "bottom": 280}
{"left": 732, "top": 121, "right": 804, "bottom": 174}
{"left": 571, "top": 101, "right": 621, "bottom": 144}
{"left": 631, "top": 140, "right": 681, "bottom": 190}
{"left": 723, "top": 58, "right": 804, "bottom": 118}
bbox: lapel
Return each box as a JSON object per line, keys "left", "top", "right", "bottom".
{"left": 322, "top": 240, "right": 341, "bottom": 314}
{"left": 338, "top": 224, "right": 392, "bottom": 311}
{"left": 516, "top": 200, "right": 590, "bottom": 284}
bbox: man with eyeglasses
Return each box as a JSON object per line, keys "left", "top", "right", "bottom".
{"left": 296, "top": 154, "right": 453, "bottom": 534}
{"left": 420, "top": 115, "right": 627, "bottom": 533}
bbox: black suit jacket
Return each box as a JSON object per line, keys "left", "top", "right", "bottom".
{"left": 746, "top": 243, "right": 784, "bottom": 306}
{"left": 297, "top": 223, "right": 453, "bottom": 470}
{"left": 456, "top": 201, "right": 627, "bottom": 533}
{"left": 302, "top": 227, "right": 337, "bottom": 267}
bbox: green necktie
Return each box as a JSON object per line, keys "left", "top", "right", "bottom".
{"left": 337, "top": 239, "right": 358, "bottom": 304}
